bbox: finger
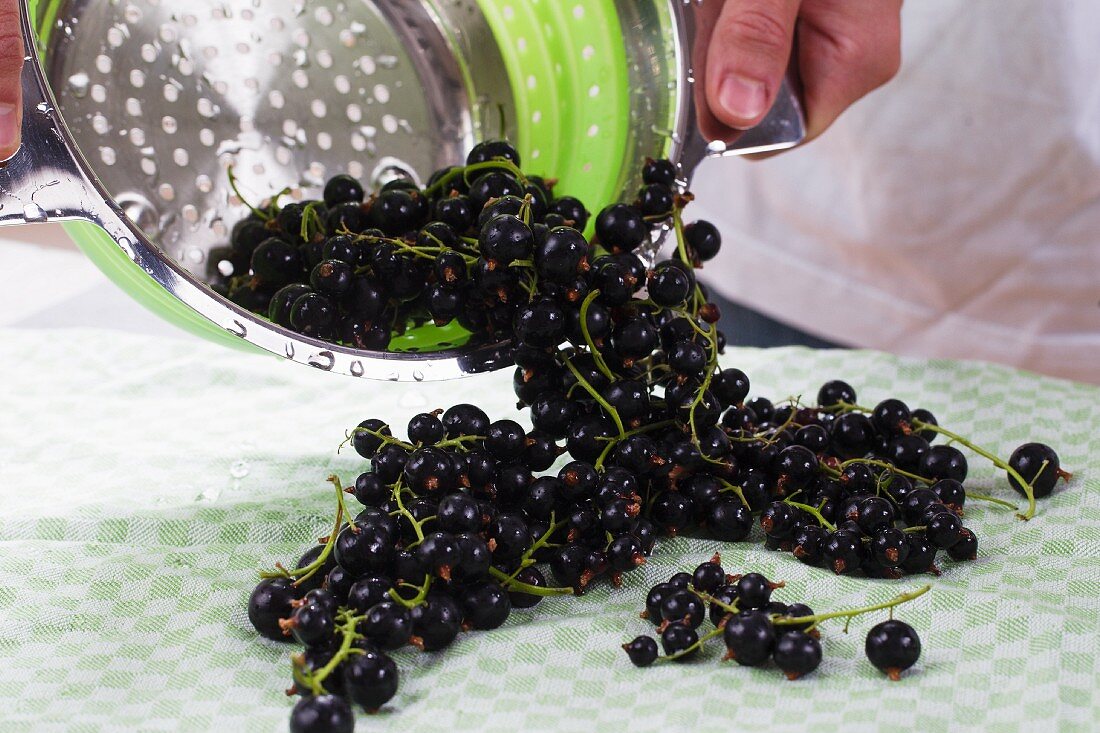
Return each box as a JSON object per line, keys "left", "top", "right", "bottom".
{"left": 0, "top": 0, "right": 23, "bottom": 160}
{"left": 705, "top": 0, "right": 802, "bottom": 130}
{"left": 796, "top": 0, "right": 903, "bottom": 141}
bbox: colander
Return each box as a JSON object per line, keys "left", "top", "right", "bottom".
{"left": 1, "top": 0, "right": 804, "bottom": 380}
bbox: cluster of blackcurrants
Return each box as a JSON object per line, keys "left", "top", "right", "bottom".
{"left": 623, "top": 555, "right": 924, "bottom": 681}
{"left": 736, "top": 380, "right": 1069, "bottom": 578}
{"left": 212, "top": 140, "right": 720, "bottom": 351}
{"left": 243, "top": 142, "right": 1069, "bottom": 730}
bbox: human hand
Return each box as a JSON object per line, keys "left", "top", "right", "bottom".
{"left": 0, "top": 0, "right": 22, "bottom": 160}
{"left": 694, "top": 0, "right": 902, "bottom": 146}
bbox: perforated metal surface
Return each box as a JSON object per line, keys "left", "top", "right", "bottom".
{"left": 45, "top": 0, "right": 514, "bottom": 279}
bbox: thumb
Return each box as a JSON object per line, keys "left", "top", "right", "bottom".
{"left": 705, "top": 0, "right": 800, "bottom": 130}
{"left": 0, "top": 0, "right": 24, "bottom": 161}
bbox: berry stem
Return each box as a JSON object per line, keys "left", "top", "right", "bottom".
{"left": 260, "top": 475, "right": 346, "bottom": 585}
{"left": 579, "top": 289, "right": 615, "bottom": 381}
{"left": 910, "top": 419, "right": 1036, "bottom": 521}
{"left": 561, "top": 354, "right": 625, "bottom": 437}
{"left": 388, "top": 576, "right": 432, "bottom": 609}
{"left": 689, "top": 586, "right": 740, "bottom": 616}
{"left": 227, "top": 165, "right": 271, "bottom": 221}
{"left": 488, "top": 567, "right": 574, "bottom": 596}
{"left": 297, "top": 612, "right": 366, "bottom": 694}
{"left": 506, "top": 515, "right": 566, "bottom": 581}
{"left": 964, "top": 491, "right": 1018, "bottom": 510}
{"left": 840, "top": 458, "right": 931, "bottom": 486}
{"left": 434, "top": 434, "right": 485, "bottom": 451}
{"left": 783, "top": 499, "right": 837, "bottom": 532}
{"left": 391, "top": 480, "right": 425, "bottom": 544}
{"left": 716, "top": 479, "right": 750, "bottom": 510}
{"left": 656, "top": 626, "right": 724, "bottom": 663}
{"left": 772, "top": 584, "right": 931, "bottom": 632}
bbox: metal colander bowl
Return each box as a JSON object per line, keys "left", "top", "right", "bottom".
{"left": 1, "top": 0, "right": 803, "bottom": 380}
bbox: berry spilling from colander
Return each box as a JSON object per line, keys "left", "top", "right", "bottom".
{"left": 246, "top": 147, "right": 1069, "bottom": 728}
{"left": 215, "top": 140, "right": 702, "bottom": 352}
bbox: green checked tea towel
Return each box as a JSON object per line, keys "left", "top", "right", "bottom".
{"left": 0, "top": 328, "right": 1097, "bottom": 732}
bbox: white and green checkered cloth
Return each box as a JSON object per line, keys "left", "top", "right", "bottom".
{"left": 0, "top": 328, "right": 1097, "bottom": 732}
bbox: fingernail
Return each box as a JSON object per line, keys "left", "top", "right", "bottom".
{"left": 719, "top": 75, "right": 768, "bottom": 127}
{"left": 0, "top": 103, "right": 18, "bottom": 156}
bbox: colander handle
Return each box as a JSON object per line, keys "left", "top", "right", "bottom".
{"left": 673, "top": 1, "right": 807, "bottom": 177}
{"left": 0, "top": 4, "right": 126, "bottom": 234}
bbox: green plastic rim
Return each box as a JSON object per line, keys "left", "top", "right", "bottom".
{"left": 39, "top": 0, "right": 635, "bottom": 352}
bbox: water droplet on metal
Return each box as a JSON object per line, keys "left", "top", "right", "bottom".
{"left": 230, "top": 460, "right": 250, "bottom": 478}
{"left": 285, "top": 342, "right": 295, "bottom": 359}
{"left": 412, "top": 370, "right": 425, "bottom": 382}
{"left": 350, "top": 361, "right": 364, "bottom": 377}
{"left": 226, "top": 319, "right": 247, "bottom": 337}
{"left": 22, "top": 203, "right": 46, "bottom": 222}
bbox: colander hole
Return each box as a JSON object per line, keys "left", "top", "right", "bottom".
{"left": 517, "top": 37, "right": 527, "bottom": 52}
{"left": 269, "top": 17, "right": 285, "bottom": 31}
{"left": 315, "top": 7, "right": 334, "bottom": 26}
{"left": 573, "top": 5, "right": 585, "bottom": 19}
{"left": 589, "top": 85, "right": 599, "bottom": 97}
{"left": 163, "top": 84, "right": 179, "bottom": 102}
{"left": 100, "top": 146, "right": 116, "bottom": 166}
{"left": 269, "top": 90, "right": 285, "bottom": 109}
{"left": 197, "top": 98, "right": 218, "bottom": 118}
{"left": 245, "top": 77, "right": 259, "bottom": 91}
{"left": 502, "top": 5, "right": 514, "bottom": 20}
{"left": 318, "top": 132, "right": 333, "bottom": 150}
{"left": 252, "top": 163, "right": 265, "bottom": 175}
{"left": 348, "top": 161, "right": 364, "bottom": 178}
{"left": 587, "top": 124, "right": 599, "bottom": 137}
{"left": 526, "top": 75, "right": 536, "bottom": 90}
{"left": 173, "top": 148, "right": 189, "bottom": 166}
{"left": 123, "top": 5, "right": 143, "bottom": 24}
{"left": 343, "top": 103, "right": 361, "bottom": 123}
{"left": 95, "top": 55, "right": 112, "bottom": 74}
{"left": 351, "top": 133, "right": 367, "bottom": 152}
{"left": 308, "top": 161, "right": 326, "bottom": 180}
{"left": 141, "top": 43, "right": 157, "bottom": 63}
{"left": 532, "top": 110, "right": 541, "bottom": 123}
{"left": 125, "top": 98, "right": 142, "bottom": 117}
{"left": 236, "top": 42, "right": 250, "bottom": 55}
{"left": 200, "top": 128, "right": 215, "bottom": 147}
{"left": 196, "top": 174, "right": 213, "bottom": 193}
{"left": 141, "top": 158, "right": 157, "bottom": 175}
{"left": 107, "top": 27, "right": 125, "bottom": 49}
{"left": 335, "top": 75, "right": 351, "bottom": 94}
{"left": 317, "top": 50, "right": 334, "bottom": 69}
{"left": 283, "top": 119, "right": 298, "bottom": 137}
{"left": 158, "top": 184, "right": 175, "bottom": 201}
{"left": 212, "top": 220, "right": 228, "bottom": 237}
{"left": 338, "top": 29, "right": 356, "bottom": 48}
{"left": 276, "top": 146, "right": 292, "bottom": 165}
{"left": 182, "top": 13, "right": 197, "bottom": 26}
{"left": 203, "top": 46, "right": 218, "bottom": 60}
{"left": 582, "top": 45, "right": 595, "bottom": 60}
{"left": 583, "top": 162, "right": 592, "bottom": 172}
{"left": 358, "top": 56, "right": 376, "bottom": 75}
{"left": 162, "top": 116, "right": 178, "bottom": 134}
{"left": 373, "top": 84, "right": 390, "bottom": 103}
{"left": 130, "top": 128, "right": 146, "bottom": 146}
{"left": 382, "top": 115, "right": 398, "bottom": 134}
{"left": 268, "top": 51, "right": 283, "bottom": 66}
{"left": 311, "top": 99, "right": 327, "bottom": 118}
{"left": 91, "top": 113, "right": 109, "bottom": 135}
{"left": 158, "top": 24, "right": 177, "bottom": 44}
{"left": 217, "top": 259, "right": 234, "bottom": 277}
{"left": 531, "top": 149, "right": 540, "bottom": 159}
{"left": 292, "top": 69, "right": 309, "bottom": 89}
{"left": 378, "top": 55, "right": 398, "bottom": 70}
{"left": 176, "top": 57, "right": 194, "bottom": 76}
{"left": 183, "top": 206, "right": 199, "bottom": 224}
{"left": 293, "top": 29, "right": 311, "bottom": 48}
{"left": 214, "top": 80, "right": 229, "bottom": 95}
{"left": 130, "top": 69, "right": 145, "bottom": 88}
{"left": 91, "top": 85, "right": 106, "bottom": 103}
